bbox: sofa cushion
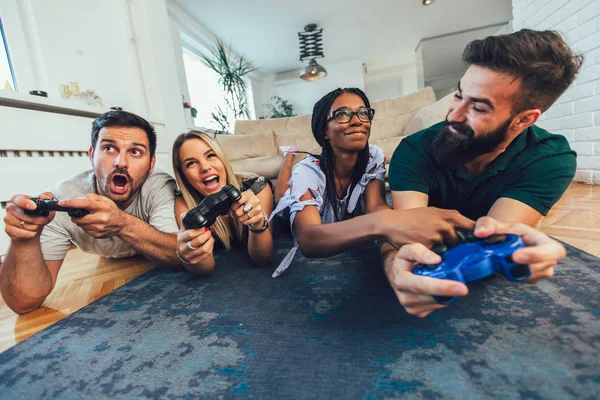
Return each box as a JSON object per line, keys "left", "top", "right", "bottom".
{"left": 371, "top": 136, "right": 405, "bottom": 164}
{"left": 275, "top": 132, "right": 321, "bottom": 155}
{"left": 371, "top": 87, "right": 436, "bottom": 118}
{"left": 216, "top": 132, "right": 277, "bottom": 161}
{"left": 369, "top": 87, "right": 436, "bottom": 141}
{"left": 404, "top": 92, "right": 453, "bottom": 136}
{"left": 284, "top": 114, "right": 312, "bottom": 135}
{"left": 371, "top": 113, "right": 414, "bottom": 141}
{"left": 235, "top": 118, "right": 286, "bottom": 135}
{"left": 230, "top": 155, "right": 283, "bottom": 180}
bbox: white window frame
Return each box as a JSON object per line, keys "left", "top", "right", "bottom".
{"left": 181, "top": 42, "right": 256, "bottom": 131}
{"left": 0, "top": 0, "right": 46, "bottom": 94}
{"left": 0, "top": 16, "right": 16, "bottom": 90}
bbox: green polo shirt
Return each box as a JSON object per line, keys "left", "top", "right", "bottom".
{"left": 388, "top": 122, "right": 577, "bottom": 220}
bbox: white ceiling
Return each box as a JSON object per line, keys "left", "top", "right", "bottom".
{"left": 422, "top": 23, "right": 509, "bottom": 84}
{"left": 173, "top": 0, "right": 512, "bottom": 75}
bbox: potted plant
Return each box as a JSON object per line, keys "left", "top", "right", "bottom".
{"left": 265, "top": 96, "right": 296, "bottom": 118}
{"left": 199, "top": 39, "right": 256, "bottom": 134}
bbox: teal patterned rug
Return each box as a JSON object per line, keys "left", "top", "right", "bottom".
{"left": 0, "top": 236, "right": 598, "bottom": 399}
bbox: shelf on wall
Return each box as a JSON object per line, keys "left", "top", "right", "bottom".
{"left": 0, "top": 90, "right": 106, "bottom": 118}
{"left": 0, "top": 90, "right": 167, "bottom": 126}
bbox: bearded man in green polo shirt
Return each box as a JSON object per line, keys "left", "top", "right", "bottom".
{"left": 382, "top": 29, "right": 583, "bottom": 317}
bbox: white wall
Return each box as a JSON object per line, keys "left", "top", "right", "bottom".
{"left": 0, "top": 0, "right": 187, "bottom": 174}
{"left": 1, "top": 0, "right": 147, "bottom": 116}
{"left": 513, "top": 0, "right": 600, "bottom": 185}
{"left": 167, "top": 2, "right": 268, "bottom": 126}
{"left": 426, "top": 73, "right": 464, "bottom": 101}
{"left": 252, "top": 74, "right": 274, "bottom": 119}
{"left": 364, "top": 61, "right": 422, "bottom": 102}
{"left": 269, "top": 59, "right": 365, "bottom": 116}
{"left": 0, "top": 0, "right": 190, "bottom": 254}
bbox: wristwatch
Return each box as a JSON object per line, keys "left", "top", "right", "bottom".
{"left": 248, "top": 211, "right": 269, "bottom": 233}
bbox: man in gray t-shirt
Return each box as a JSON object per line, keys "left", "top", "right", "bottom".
{"left": 2, "top": 111, "right": 181, "bottom": 314}
{"left": 41, "top": 169, "right": 178, "bottom": 261}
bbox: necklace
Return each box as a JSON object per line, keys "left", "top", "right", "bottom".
{"left": 334, "top": 166, "right": 353, "bottom": 200}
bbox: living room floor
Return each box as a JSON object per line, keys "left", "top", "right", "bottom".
{"left": 0, "top": 182, "right": 598, "bottom": 353}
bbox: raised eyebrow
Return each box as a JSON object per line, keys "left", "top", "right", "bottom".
{"left": 100, "top": 139, "right": 148, "bottom": 150}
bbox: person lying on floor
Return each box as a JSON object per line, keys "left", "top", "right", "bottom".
{"left": 384, "top": 29, "right": 581, "bottom": 316}
{"left": 388, "top": 217, "right": 567, "bottom": 318}
{"left": 270, "top": 87, "right": 475, "bottom": 277}
{"left": 2, "top": 111, "right": 181, "bottom": 314}
{"left": 172, "top": 131, "right": 274, "bottom": 275}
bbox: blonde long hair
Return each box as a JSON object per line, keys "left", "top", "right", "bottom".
{"left": 172, "top": 131, "right": 255, "bottom": 250}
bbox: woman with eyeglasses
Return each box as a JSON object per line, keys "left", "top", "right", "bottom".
{"left": 271, "top": 87, "right": 474, "bottom": 277}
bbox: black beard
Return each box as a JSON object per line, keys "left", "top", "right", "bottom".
{"left": 431, "top": 118, "right": 512, "bottom": 168}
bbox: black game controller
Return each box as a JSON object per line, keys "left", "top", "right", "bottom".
{"left": 183, "top": 184, "right": 242, "bottom": 230}
{"left": 24, "top": 198, "right": 90, "bottom": 218}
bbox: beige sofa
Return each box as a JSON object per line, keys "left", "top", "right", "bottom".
{"left": 216, "top": 87, "right": 453, "bottom": 179}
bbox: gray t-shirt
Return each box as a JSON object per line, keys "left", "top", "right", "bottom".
{"left": 40, "top": 170, "right": 178, "bottom": 260}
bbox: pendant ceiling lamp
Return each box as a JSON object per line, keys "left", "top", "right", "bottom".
{"left": 298, "top": 24, "right": 327, "bottom": 81}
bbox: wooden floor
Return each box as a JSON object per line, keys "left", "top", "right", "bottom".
{"left": 0, "top": 182, "right": 599, "bottom": 353}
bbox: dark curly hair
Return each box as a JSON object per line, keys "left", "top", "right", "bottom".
{"left": 311, "top": 87, "right": 371, "bottom": 221}
{"left": 463, "top": 29, "right": 583, "bottom": 113}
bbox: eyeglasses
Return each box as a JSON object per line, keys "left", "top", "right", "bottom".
{"left": 328, "top": 107, "right": 375, "bottom": 124}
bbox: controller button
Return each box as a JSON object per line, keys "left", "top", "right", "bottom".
{"left": 424, "top": 264, "right": 438, "bottom": 270}
{"left": 457, "top": 230, "right": 478, "bottom": 243}
{"left": 431, "top": 244, "right": 448, "bottom": 255}
{"left": 483, "top": 234, "right": 507, "bottom": 244}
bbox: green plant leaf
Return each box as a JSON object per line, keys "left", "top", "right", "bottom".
{"left": 265, "top": 95, "right": 296, "bottom": 118}
{"left": 198, "top": 38, "right": 257, "bottom": 130}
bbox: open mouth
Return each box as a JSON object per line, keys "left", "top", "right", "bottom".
{"left": 110, "top": 174, "right": 130, "bottom": 195}
{"left": 201, "top": 174, "right": 221, "bottom": 191}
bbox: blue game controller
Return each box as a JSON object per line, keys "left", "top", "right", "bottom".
{"left": 413, "top": 231, "right": 531, "bottom": 304}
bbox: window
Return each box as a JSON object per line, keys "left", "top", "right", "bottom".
{"left": 0, "top": 17, "right": 16, "bottom": 91}
{"left": 182, "top": 46, "right": 255, "bottom": 131}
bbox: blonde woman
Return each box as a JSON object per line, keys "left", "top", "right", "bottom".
{"left": 172, "top": 131, "right": 274, "bottom": 275}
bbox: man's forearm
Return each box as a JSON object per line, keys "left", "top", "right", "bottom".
{"left": 0, "top": 239, "right": 54, "bottom": 314}
{"left": 118, "top": 214, "right": 181, "bottom": 268}
{"left": 380, "top": 240, "right": 398, "bottom": 276}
